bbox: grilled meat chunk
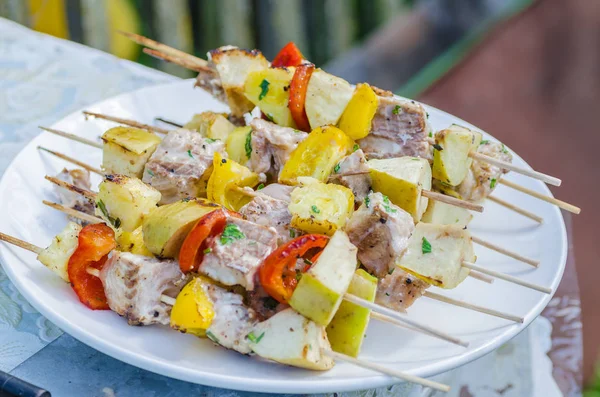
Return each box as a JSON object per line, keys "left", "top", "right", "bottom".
{"left": 375, "top": 268, "right": 429, "bottom": 312}
{"left": 345, "top": 192, "right": 414, "bottom": 278}
{"left": 457, "top": 141, "right": 513, "bottom": 202}
{"left": 200, "top": 215, "right": 278, "bottom": 290}
{"left": 100, "top": 252, "right": 187, "bottom": 326}
{"left": 358, "top": 96, "right": 431, "bottom": 160}
{"left": 332, "top": 149, "right": 371, "bottom": 204}
{"left": 143, "top": 129, "right": 226, "bottom": 204}
{"left": 239, "top": 195, "right": 299, "bottom": 245}
{"left": 249, "top": 119, "right": 308, "bottom": 177}
{"left": 54, "top": 168, "right": 95, "bottom": 223}
{"left": 259, "top": 183, "right": 294, "bottom": 202}
{"left": 246, "top": 285, "right": 287, "bottom": 321}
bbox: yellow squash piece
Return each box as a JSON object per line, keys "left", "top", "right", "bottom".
{"left": 116, "top": 226, "right": 154, "bottom": 257}
{"left": 102, "top": 126, "right": 162, "bottom": 179}
{"left": 368, "top": 157, "right": 432, "bottom": 222}
{"left": 96, "top": 175, "right": 162, "bottom": 232}
{"left": 279, "top": 126, "right": 354, "bottom": 185}
{"left": 170, "top": 277, "right": 216, "bottom": 337}
{"left": 432, "top": 125, "right": 474, "bottom": 186}
{"left": 184, "top": 112, "right": 236, "bottom": 141}
{"left": 244, "top": 67, "right": 296, "bottom": 127}
{"left": 37, "top": 222, "right": 82, "bottom": 282}
{"left": 326, "top": 269, "right": 377, "bottom": 357}
{"left": 142, "top": 198, "right": 219, "bottom": 258}
{"left": 207, "top": 153, "right": 259, "bottom": 211}
{"left": 337, "top": 83, "right": 379, "bottom": 140}
{"left": 226, "top": 126, "right": 252, "bottom": 164}
{"left": 288, "top": 179, "right": 354, "bottom": 236}
{"left": 422, "top": 200, "right": 473, "bottom": 229}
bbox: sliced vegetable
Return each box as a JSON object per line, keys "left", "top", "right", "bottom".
{"left": 244, "top": 67, "right": 296, "bottom": 127}
{"left": 226, "top": 126, "right": 253, "bottom": 164}
{"left": 207, "top": 153, "right": 259, "bottom": 211}
{"left": 279, "top": 126, "right": 354, "bottom": 185}
{"left": 288, "top": 64, "right": 314, "bottom": 131}
{"left": 288, "top": 179, "right": 354, "bottom": 236}
{"left": 37, "top": 222, "right": 82, "bottom": 282}
{"left": 170, "top": 276, "right": 216, "bottom": 336}
{"left": 271, "top": 42, "right": 304, "bottom": 67}
{"left": 101, "top": 127, "right": 161, "bottom": 179}
{"left": 142, "top": 198, "right": 219, "bottom": 258}
{"left": 466, "top": 126, "right": 482, "bottom": 169}
{"left": 259, "top": 234, "right": 329, "bottom": 304}
{"left": 432, "top": 125, "right": 474, "bottom": 186}
{"left": 116, "top": 226, "right": 154, "bottom": 257}
{"left": 422, "top": 199, "right": 473, "bottom": 229}
{"left": 67, "top": 223, "right": 116, "bottom": 310}
{"left": 304, "top": 69, "right": 354, "bottom": 129}
{"left": 337, "top": 83, "right": 379, "bottom": 140}
{"left": 184, "top": 112, "right": 236, "bottom": 141}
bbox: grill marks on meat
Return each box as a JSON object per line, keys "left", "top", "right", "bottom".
{"left": 358, "top": 96, "right": 431, "bottom": 160}
{"left": 54, "top": 168, "right": 95, "bottom": 223}
{"left": 200, "top": 215, "right": 278, "bottom": 290}
{"left": 249, "top": 119, "right": 308, "bottom": 177}
{"left": 239, "top": 195, "right": 299, "bottom": 245}
{"left": 143, "top": 129, "right": 226, "bottom": 204}
{"left": 345, "top": 192, "right": 414, "bottom": 278}
{"left": 332, "top": 149, "right": 371, "bottom": 205}
{"left": 375, "top": 268, "right": 429, "bottom": 312}
{"left": 457, "top": 142, "right": 513, "bottom": 202}
{"left": 100, "top": 252, "right": 187, "bottom": 326}
{"left": 246, "top": 285, "right": 287, "bottom": 321}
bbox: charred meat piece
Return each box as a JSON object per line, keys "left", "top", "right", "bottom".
{"left": 457, "top": 141, "right": 513, "bottom": 202}
{"left": 358, "top": 96, "right": 431, "bottom": 160}
{"left": 246, "top": 284, "right": 287, "bottom": 321}
{"left": 375, "top": 268, "right": 429, "bottom": 312}
{"left": 100, "top": 252, "right": 187, "bottom": 326}
{"left": 200, "top": 215, "right": 278, "bottom": 290}
{"left": 332, "top": 149, "right": 371, "bottom": 205}
{"left": 239, "top": 195, "right": 299, "bottom": 245}
{"left": 143, "top": 129, "right": 226, "bottom": 204}
{"left": 54, "top": 168, "right": 95, "bottom": 223}
{"left": 345, "top": 192, "right": 414, "bottom": 278}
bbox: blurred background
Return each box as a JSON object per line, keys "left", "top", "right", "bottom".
{"left": 1, "top": 0, "right": 598, "bottom": 393}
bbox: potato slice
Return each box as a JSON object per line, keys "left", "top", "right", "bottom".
{"left": 142, "top": 198, "right": 219, "bottom": 258}
{"left": 170, "top": 277, "right": 215, "bottom": 337}
{"left": 244, "top": 67, "right": 296, "bottom": 127}
{"left": 432, "top": 125, "right": 474, "bottom": 186}
{"left": 305, "top": 69, "right": 355, "bottom": 129}
{"left": 288, "top": 179, "right": 354, "bottom": 236}
{"left": 288, "top": 230, "right": 357, "bottom": 326}
{"left": 96, "top": 175, "right": 162, "bottom": 232}
{"left": 368, "top": 157, "right": 432, "bottom": 222}
{"left": 422, "top": 199, "right": 473, "bottom": 229}
{"left": 248, "top": 308, "right": 334, "bottom": 370}
{"left": 102, "top": 127, "right": 162, "bottom": 178}
{"left": 226, "top": 126, "right": 252, "bottom": 164}
{"left": 326, "top": 269, "right": 377, "bottom": 357}
{"left": 398, "top": 223, "right": 475, "bottom": 289}
{"left": 37, "top": 222, "right": 81, "bottom": 282}
{"left": 337, "top": 83, "right": 379, "bottom": 140}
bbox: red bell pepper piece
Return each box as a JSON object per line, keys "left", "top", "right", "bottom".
{"left": 258, "top": 234, "right": 329, "bottom": 304}
{"left": 67, "top": 223, "right": 116, "bottom": 310}
{"left": 271, "top": 42, "right": 304, "bottom": 67}
{"left": 288, "top": 63, "right": 314, "bottom": 132}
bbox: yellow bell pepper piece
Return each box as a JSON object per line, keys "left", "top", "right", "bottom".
{"left": 279, "top": 126, "right": 354, "bottom": 185}
{"left": 226, "top": 126, "right": 253, "bottom": 165}
{"left": 170, "top": 277, "right": 215, "bottom": 337}
{"left": 207, "top": 152, "right": 259, "bottom": 211}
{"left": 337, "top": 84, "right": 379, "bottom": 140}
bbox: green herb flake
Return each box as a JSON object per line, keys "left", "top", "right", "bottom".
{"left": 501, "top": 143, "right": 509, "bottom": 154}
{"left": 220, "top": 223, "right": 245, "bottom": 245}
{"left": 258, "top": 79, "right": 270, "bottom": 100}
{"left": 206, "top": 330, "right": 219, "bottom": 344}
{"left": 422, "top": 237, "right": 432, "bottom": 254}
{"left": 96, "top": 200, "right": 121, "bottom": 229}
{"left": 203, "top": 248, "right": 212, "bottom": 255}
{"left": 295, "top": 269, "right": 303, "bottom": 282}
{"left": 257, "top": 183, "right": 265, "bottom": 190}
{"left": 265, "top": 113, "right": 274, "bottom": 122}
{"left": 333, "top": 163, "right": 341, "bottom": 173}
{"left": 353, "top": 144, "right": 359, "bottom": 152}
{"left": 247, "top": 331, "right": 265, "bottom": 344}
{"left": 187, "top": 149, "right": 194, "bottom": 158}
{"left": 392, "top": 105, "right": 402, "bottom": 115}
{"left": 490, "top": 178, "right": 497, "bottom": 189}
{"left": 114, "top": 218, "right": 121, "bottom": 229}
{"left": 382, "top": 195, "right": 398, "bottom": 213}
{"left": 205, "top": 138, "right": 217, "bottom": 143}
{"left": 147, "top": 169, "right": 155, "bottom": 177}
{"left": 480, "top": 140, "right": 489, "bottom": 145}
{"left": 303, "top": 258, "right": 313, "bottom": 266}
{"left": 428, "top": 131, "right": 432, "bottom": 138}
{"left": 388, "top": 267, "right": 395, "bottom": 275}
{"left": 289, "top": 229, "right": 296, "bottom": 238}
{"left": 245, "top": 131, "right": 252, "bottom": 159}
{"left": 311, "top": 205, "right": 320, "bottom": 214}
{"left": 364, "top": 195, "right": 371, "bottom": 208}
{"left": 432, "top": 143, "right": 443, "bottom": 151}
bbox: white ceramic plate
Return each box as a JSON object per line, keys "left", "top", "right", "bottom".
{"left": 0, "top": 80, "right": 567, "bottom": 394}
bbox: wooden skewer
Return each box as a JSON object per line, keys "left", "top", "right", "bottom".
{"left": 39, "top": 126, "right": 102, "bottom": 149}
{"left": 323, "top": 350, "right": 450, "bottom": 392}
{"left": 469, "top": 152, "right": 561, "bottom": 187}
{"left": 38, "top": 146, "right": 103, "bottom": 176}
{"left": 423, "top": 291, "right": 523, "bottom": 323}
{"left": 155, "top": 117, "right": 183, "bottom": 128}
{"left": 462, "top": 261, "right": 552, "bottom": 294}
{"left": 499, "top": 179, "right": 580, "bottom": 215}
{"left": 143, "top": 48, "right": 212, "bottom": 74}
{"left": 471, "top": 236, "right": 539, "bottom": 268}
{"left": 0, "top": 231, "right": 42, "bottom": 255}
{"left": 42, "top": 201, "right": 102, "bottom": 224}
{"left": 44, "top": 176, "right": 97, "bottom": 200}
{"left": 421, "top": 190, "right": 483, "bottom": 213}
{"left": 83, "top": 111, "right": 170, "bottom": 134}
{"left": 468, "top": 271, "right": 494, "bottom": 284}
{"left": 487, "top": 196, "right": 543, "bottom": 223}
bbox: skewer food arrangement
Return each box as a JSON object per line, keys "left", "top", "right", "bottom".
{"left": 1, "top": 35, "right": 581, "bottom": 392}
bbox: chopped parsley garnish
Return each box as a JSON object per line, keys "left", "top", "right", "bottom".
{"left": 432, "top": 143, "right": 443, "bottom": 151}
{"left": 205, "top": 138, "right": 217, "bottom": 143}
{"left": 311, "top": 205, "right": 320, "bottom": 214}
{"left": 247, "top": 331, "right": 265, "bottom": 344}
{"left": 382, "top": 195, "right": 397, "bottom": 213}
{"left": 265, "top": 113, "right": 274, "bottom": 122}
{"left": 257, "top": 183, "right": 265, "bottom": 190}
{"left": 490, "top": 178, "right": 497, "bottom": 189}
{"left": 187, "top": 149, "right": 194, "bottom": 158}
{"left": 206, "top": 330, "right": 219, "bottom": 344}
{"left": 428, "top": 131, "right": 432, "bottom": 138}
{"left": 303, "top": 258, "right": 313, "bottom": 266}
{"left": 96, "top": 200, "right": 121, "bottom": 228}
{"left": 203, "top": 248, "right": 212, "bottom": 254}
{"left": 426, "top": 112, "right": 430, "bottom": 119}
{"left": 364, "top": 195, "right": 371, "bottom": 208}
{"left": 392, "top": 105, "right": 402, "bottom": 115}
{"left": 295, "top": 269, "right": 303, "bottom": 281}
{"left": 501, "top": 143, "right": 509, "bottom": 154}
{"left": 258, "top": 79, "right": 270, "bottom": 100}
{"left": 220, "top": 224, "right": 245, "bottom": 245}
{"left": 480, "top": 140, "right": 489, "bottom": 145}
{"left": 388, "top": 267, "right": 395, "bottom": 275}
{"left": 353, "top": 144, "right": 359, "bottom": 152}
{"left": 289, "top": 229, "right": 296, "bottom": 238}
{"left": 422, "top": 237, "right": 432, "bottom": 254}
{"left": 147, "top": 169, "right": 155, "bottom": 177}
{"left": 245, "top": 131, "right": 252, "bottom": 158}
{"left": 333, "top": 163, "right": 341, "bottom": 173}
